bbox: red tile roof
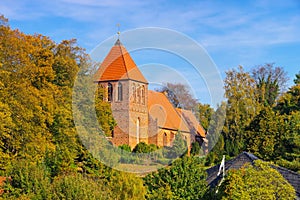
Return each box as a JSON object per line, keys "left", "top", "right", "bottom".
{"left": 94, "top": 39, "right": 148, "bottom": 83}
{"left": 148, "top": 90, "right": 190, "bottom": 132}
{"left": 176, "top": 108, "right": 206, "bottom": 137}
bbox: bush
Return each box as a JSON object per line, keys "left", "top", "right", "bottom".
{"left": 133, "top": 142, "right": 151, "bottom": 153}
{"left": 3, "top": 160, "right": 52, "bottom": 199}
{"left": 216, "top": 160, "right": 296, "bottom": 200}
{"left": 132, "top": 142, "right": 159, "bottom": 154}
{"left": 144, "top": 156, "right": 208, "bottom": 199}
{"left": 51, "top": 174, "right": 110, "bottom": 200}
{"left": 190, "top": 142, "right": 201, "bottom": 156}
{"left": 118, "top": 144, "right": 132, "bottom": 152}
{"left": 162, "top": 133, "right": 187, "bottom": 159}
{"left": 109, "top": 172, "right": 146, "bottom": 200}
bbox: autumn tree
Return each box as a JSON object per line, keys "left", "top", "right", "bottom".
{"left": 95, "top": 86, "right": 117, "bottom": 137}
{"left": 223, "top": 66, "right": 261, "bottom": 155}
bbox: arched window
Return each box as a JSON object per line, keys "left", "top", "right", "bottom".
{"left": 118, "top": 82, "right": 123, "bottom": 101}
{"left": 141, "top": 86, "right": 145, "bottom": 105}
{"left": 136, "top": 118, "right": 140, "bottom": 144}
{"left": 108, "top": 83, "right": 113, "bottom": 102}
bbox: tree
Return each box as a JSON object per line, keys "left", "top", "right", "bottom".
{"left": 245, "top": 107, "right": 284, "bottom": 160}
{"left": 133, "top": 142, "right": 151, "bottom": 153}
{"left": 216, "top": 160, "right": 296, "bottom": 200}
{"left": 51, "top": 174, "right": 112, "bottom": 200}
{"left": 0, "top": 15, "right": 8, "bottom": 26}
{"left": 118, "top": 144, "right": 132, "bottom": 152}
{"left": 275, "top": 111, "right": 300, "bottom": 172}
{"left": 204, "top": 102, "right": 226, "bottom": 165}
{"left": 294, "top": 71, "right": 300, "bottom": 84}
{"left": 3, "top": 160, "right": 52, "bottom": 199}
{"left": 196, "top": 103, "right": 214, "bottom": 130}
{"left": 190, "top": 142, "right": 201, "bottom": 156}
{"left": 276, "top": 72, "right": 300, "bottom": 114}
{"left": 163, "top": 132, "right": 187, "bottom": 159}
{"left": 251, "top": 63, "right": 288, "bottom": 106}
{"left": 144, "top": 156, "right": 208, "bottom": 200}
{"left": 223, "top": 66, "right": 261, "bottom": 155}
{"left": 95, "top": 86, "right": 117, "bottom": 137}
{"left": 109, "top": 172, "right": 146, "bottom": 200}
{"left": 156, "top": 83, "right": 198, "bottom": 110}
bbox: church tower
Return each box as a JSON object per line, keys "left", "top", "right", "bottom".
{"left": 94, "top": 39, "right": 149, "bottom": 148}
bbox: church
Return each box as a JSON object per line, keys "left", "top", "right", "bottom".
{"left": 94, "top": 38, "right": 207, "bottom": 150}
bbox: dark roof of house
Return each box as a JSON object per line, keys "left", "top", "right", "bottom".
{"left": 206, "top": 152, "right": 300, "bottom": 198}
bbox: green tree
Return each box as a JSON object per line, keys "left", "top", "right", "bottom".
{"left": 245, "top": 107, "right": 284, "bottom": 160}
{"left": 205, "top": 102, "right": 226, "bottom": 165}
{"left": 190, "top": 141, "right": 201, "bottom": 156}
{"left": 118, "top": 144, "right": 132, "bottom": 152}
{"left": 196, "top": 103, "right": 214, "bottom": 130}
{"left": 275, "top": 111, "right": 300, "bottom": 172}
{"left": 293, "top": 71, "right": 300, "bottom": 84}
{"left": 216, "top": 160, "right": 296, "bottom": 200}
{"left": 144, "top": 156, "right": 208, "bottom": 200}
{"left": 132, "top": 142, "right": 158, "bottom": 153}
{"left": 163, "top": 132, "right": 187, "bottom": 159}
{"left": 276, "top": 82, "right": 300, "bottom": 114}
{"left": 3, "top": 160, "right": 52, "bottom": 199}
{"left": 51, "top": 174, "right": 111, "bottom": 200}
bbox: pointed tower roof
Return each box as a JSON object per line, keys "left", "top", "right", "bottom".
{"left": 94, "top": 39, "right": 148, "bottom": 83}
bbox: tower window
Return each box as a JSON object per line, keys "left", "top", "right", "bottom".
{"left": 118, "top": 82, "right": 123, "bottom": 101}
{"left": 137, "top": 87, "right": 141, "bottom": 104}
{"left": 141, "top": 86, "right": 145, "bottom": 105}
{"left": 132, "top": 84, "right": 136, "bottom": 103}
{"left": 108, "top": 83, "right": 113, "bottom": 102}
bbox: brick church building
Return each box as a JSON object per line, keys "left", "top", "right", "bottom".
{"left": 94, "top": 39, "right": 207, "bottom": 150}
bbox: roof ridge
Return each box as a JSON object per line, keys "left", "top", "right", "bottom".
{"left": 118, "top": 44, "right": 130, "bottom": 79}
{"left": 242, "top": 151, "right": 259, "bottom": 161}
{"left": 174, "top": 108, "right": 192, "bottom": 134}
{"left": 95, "top": 39, "right": 148, "bottom": 83}
{"left": 272, "top": 164, "right": 300, "bottom": 176}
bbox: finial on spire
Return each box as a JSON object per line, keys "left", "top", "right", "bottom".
{"left": 116, "top": 23, "right": 121, "bottom": 38}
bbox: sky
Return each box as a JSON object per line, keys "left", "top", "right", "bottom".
{"left": 1, "top": 0, "right": 300, "bottom": 106}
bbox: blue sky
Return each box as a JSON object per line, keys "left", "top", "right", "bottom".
{"left": 1, "top": 0, "right": 300, "bottom": 106}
